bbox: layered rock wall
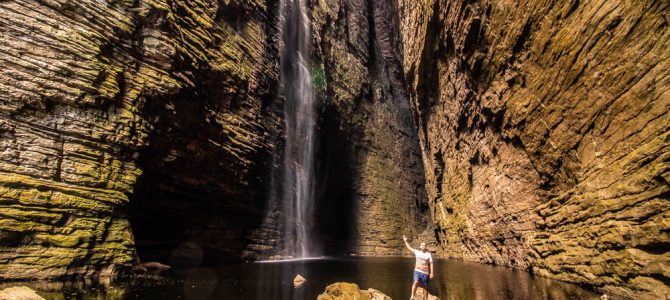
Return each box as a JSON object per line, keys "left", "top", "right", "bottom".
{"left": 0, "top": 0, "right": 431, "bottom": 277}
{"left": 3, "top": 0, "right": 665, "bottom": 297}
{"left": 0, "top": 0, "right": 278, "bottom": 278}
{"left": 245, "top": 0, "right": 432, "bottom": 257}
{"left": 396, "top": 0, "right": 669, "bottom": 298}
{"left": 311, "top": 0, "right": 431, "bottom": 255}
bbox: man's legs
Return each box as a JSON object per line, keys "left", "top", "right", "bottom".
{"left": 411, "top": 271, "right": 420, "bottom": 299}
{"left": 411, "top": 280, "right": 419, "bottom": 299}
{"left": 413, "top": 273, "right": 429, "bottom": 299}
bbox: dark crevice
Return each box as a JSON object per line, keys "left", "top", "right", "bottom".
{"left": 648, "top": 273, "right": 670, "bottom": 287}
{"left": 314, "top": 103, "right": 357, "bottom": 255}
{"left": 634, "top": 243, "right": 670, "bottom": 255}
{"left": 512, "top": 21, "right": 532, "bottom": 55}
{"left": 464, "top": 17, "right": 482, "bottom": 54}
{"left": 433, "top": 151, "right": 444, "bottom": 196}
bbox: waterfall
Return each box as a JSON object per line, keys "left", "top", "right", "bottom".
{"left": 278, "top": 0, "right": 316, "bottom": 258}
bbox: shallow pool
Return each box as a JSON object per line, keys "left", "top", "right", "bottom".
{"left": 2, "top": 257, "right": 605, "bottom": 299}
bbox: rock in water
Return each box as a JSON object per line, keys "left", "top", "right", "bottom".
{"left": 366, "top": 288, "right": 393, "bottom": 300}
{"left": 413, "top": 286, "right": 439, "bottom": 300}
{"left": 317, "top": 282, "right": 391, "bottom": 300}
{"left": 0, "top": 286, "right": 45, "bottom": 300}
{"left": 132, "top": 262, "right": 171, "bottom": 274}
{"left": 293, "top": 274, "right": 306, "bottom": 287}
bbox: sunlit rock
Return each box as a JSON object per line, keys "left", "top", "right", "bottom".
{"left": 317, "top": 282, "right": 391, "bottom": 300}
{"left": 0, "top": 286, "right": 45, "bottom": 300}
{"left": 414, "top": 286, "right": 439, "bottom": 300}
{"left": 293, "top": 274, "right": 306, "bottom": 287}
{"left": 397, "top": 0, "right": 669, "bottom": 298}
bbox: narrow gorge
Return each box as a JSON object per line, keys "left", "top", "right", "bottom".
{"left": 0, "top": 0, "right": 667, "bottom": 299}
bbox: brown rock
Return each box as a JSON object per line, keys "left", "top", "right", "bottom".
{"left": 248, "top": 0, "right": 432, "bottom": 258}
{"left": 317, "top": 282, "right": 391, "bottom": 300}
{"left": 309, "top": 0, "right": 432, "bottom": 256}
{"left": 0, "top": 0, "right": 279, "bottom": 278}
{"left": 132, "top": 262, "right": 171, "bottom": 274}
{"left": 1, "top": 1, "right": 666, "bottom": 299}
{"left": 293, "top": 274, "right": 306, "bottom": 287}
{"left": 397, "top": 0, "right": 670, "bottom": 299}
{"left": 0, "top": 286, "right": 45, "bottom": 300}
{"left": 413, "top": 286, "right": 439, "bottom": 300}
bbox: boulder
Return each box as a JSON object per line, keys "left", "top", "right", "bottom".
{"left": 317, "top": 282, "right": 391, "bottom": 300}
{"left": 414, "top": 286, "right": 439, "bottom": 300}
{"left": 132, "top": 261, "right": 171, "bottom": 274}
{"left": 0, "top": 286, "right": 45, "bottom": 300}
{"left": 293, "top": 274, "right": 306, "bottom": 287}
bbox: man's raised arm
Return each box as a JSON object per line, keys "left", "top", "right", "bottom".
{"left": 402, "top": 235, "right": 415, "bottom": 253}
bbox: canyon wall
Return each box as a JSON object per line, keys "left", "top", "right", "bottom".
{"left": 246, "top": 0, "right": 432, "bottom": 258}
{"left": 0, "top": 0, "right": 430, "bottom": 277}
{"left": 1, "top": 0, "right": 667, "bottom": 298}
{"left": 310, "top": 0, "right": 431, "bottom": 255}
{"left": 396, "top": 0, "right": 669, "bottom": 298}
{"left": 0, "top": 0, "right": 280, "bottom": 278}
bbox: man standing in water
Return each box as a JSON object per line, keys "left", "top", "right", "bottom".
{"left": 403, "top": 235, "right": 433, "bottom": 299}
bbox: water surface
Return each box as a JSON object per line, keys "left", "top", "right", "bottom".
{"left": 2, "top": 257, "right": 605, "bottom": 299}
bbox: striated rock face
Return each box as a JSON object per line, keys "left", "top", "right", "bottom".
{"left": 396, "top": 0, "right": 669, "bottom": 298}
{"left": 244, "top": 0, "right": 432, "bottom": 258}
{"left": 0, "top": 0, "right": 279, "bottom": 278}
{"left": 0, "top": 0, "right": 430, "bottom": 277}
{"left": 310, "top": 0, "right": 431, "bottom": 255}
{"left": 3, "top": 1, "right": 665, "bottom": 298}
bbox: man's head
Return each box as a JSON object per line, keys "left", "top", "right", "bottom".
{"left": 420, "top": 242, "right": 427, "bottom": 251}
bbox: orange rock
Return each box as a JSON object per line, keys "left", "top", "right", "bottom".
{"left": 414, "top": 286, "right": 439, "bottom": 300}
{"left": 293, "top": 274, "right": 306, "bottom": 287}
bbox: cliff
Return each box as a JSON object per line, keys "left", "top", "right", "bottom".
{"left": 0, "top": 0, "right": 429, "bottom": 278}
{"left": 396, "top": 0, "right": 669, "bottom": 298}
{"left": 0, "top": 0, "right": 280, "bottom": 278}
{"left": 310, "top": 0, "right": 431, "bottom": 255}
{"left": 0, "top": 0, "right": 667, "bottom": 298}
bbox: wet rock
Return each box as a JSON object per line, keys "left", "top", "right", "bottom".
{"left": 317, "top": 282, "right": 391, "bottom": 300}
{"left": 414, "top": 286, "right": 439, "bottom": 300}
{"left": 132, "top": 266, "right": 148, "bottom": 274}
{"left": 0, "top": 0, "right": 430, "bottom": 279}
{"left": 132, "top": 262, "right": 171, "bottom": 274}
{"left": 293, "top": 274, "right": 306, "bottom": 287}
{"left": 0, "top": 286, "right": 45, "bottom": 300}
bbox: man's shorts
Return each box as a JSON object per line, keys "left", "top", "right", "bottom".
{"left": 413, "top": 270, "right": 429, "bottom": 287}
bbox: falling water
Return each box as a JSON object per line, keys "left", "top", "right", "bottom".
{"left": 278, "top": 0, "right": 316, "bottom": 258}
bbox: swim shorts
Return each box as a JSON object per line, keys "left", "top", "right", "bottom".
{"left": 413, "top": 270, "right": 429, "bottom": 287}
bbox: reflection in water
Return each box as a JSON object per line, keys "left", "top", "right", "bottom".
{"left": 433, "top": 260, "right": 602, "bottom": 300}
{"left": 1, "top": 257, "right": 606, "bottom": 299}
